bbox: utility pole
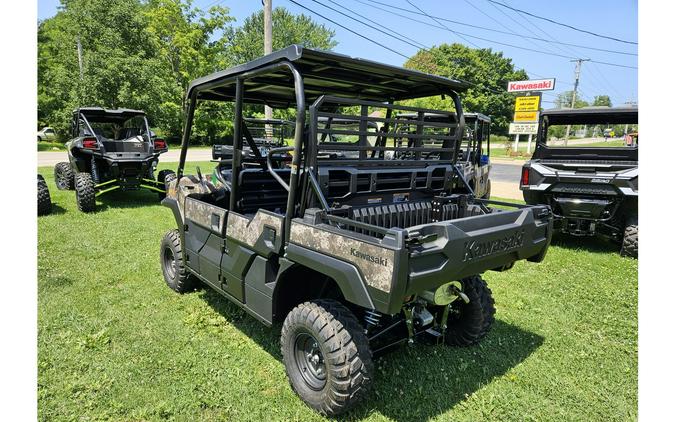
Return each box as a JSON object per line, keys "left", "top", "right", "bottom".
{"left": 564, "top": 58, "right": 590, "bottom": 146}
{"left": 76, "top": 37, "right": 84, "bottom": 80}
{"left": 263, "top": 0, "right": 273, "bottom": 134}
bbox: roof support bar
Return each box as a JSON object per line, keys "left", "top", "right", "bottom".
{"left": 177, "top": 95, "right": 197, "bottom": 177}
{"left": 230, "top": 78, "right": 244, "bottom": 212}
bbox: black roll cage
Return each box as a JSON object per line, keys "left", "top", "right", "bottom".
{"left": 73, "top": 109, "right": 152, "bottom": 146}
{"left": 177, "top": 60, "right": 466, "bottom": 239}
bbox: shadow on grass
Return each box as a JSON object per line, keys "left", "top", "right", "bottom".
{"left": 551, "top": 233, "right": 621, "bottom": 254}
{"left": 45, "top": 203, "right": 68, "bottom": 216}
{"left": 96, "top": 189, "right": 163, "bottom": 211}
{"left": 199, "top": 288, "right": 543, "bottom": 421}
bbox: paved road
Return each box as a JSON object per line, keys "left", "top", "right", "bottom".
{"left": 37, "top": 148, "right": 214, "bottom": 167}
{"left": 489, "top": 159, "right": 524, "bottom": 200}
{"left": 38, "top": 150, "right": 526, "bottom": 200}
{"left": 491, "top": 159, "right": 522, "bottom": 183}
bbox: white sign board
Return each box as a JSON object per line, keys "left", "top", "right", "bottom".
{"left": 507, "top": 78, "right": 555, "bottom": 92}
{"left": 509, "top": 123, "right": 539, "bottom": 135}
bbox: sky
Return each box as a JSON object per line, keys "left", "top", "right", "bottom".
{"left": 37, "top": 0, "right": 638, "bottom": 109}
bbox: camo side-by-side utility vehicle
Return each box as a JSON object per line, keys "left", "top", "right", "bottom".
{"left": 159, "top": 46, "right": 553, "bottom": 416}
{"left": 396, "top": 112, "right": 492, "bottom": 198}
{"left": 520, "top": 107, "right": 638, "bottom": 257}
{"left": 54, "top": 107, "right": 173, "bottom": 212}
{"left": 211, "top": 118, "right": 295, "bottom": 166}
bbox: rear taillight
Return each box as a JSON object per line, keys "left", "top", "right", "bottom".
{"left": 82, "top": 137, "right": 98, "bottom": 149}
{"left": 154, "top": 139, "right": 167, "bottom": 150}
{"left": 520, "top": 167, "right": 530, "bottom": 186}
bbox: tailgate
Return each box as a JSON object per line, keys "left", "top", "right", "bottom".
{"left": 405, "top": 205, "right": 552, "bottom": 293}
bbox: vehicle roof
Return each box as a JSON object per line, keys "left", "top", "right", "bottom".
{"left": 75, "top": 107, "right": 146, "bottom": 116}
{"left": 187, "top": 45, "right": 470, "bottom": 106}
{"left": 75, "top": 107, "right": 147, "bottom": 124}
{"left": 541, "top": 107, "right": 638, "bottom": 124}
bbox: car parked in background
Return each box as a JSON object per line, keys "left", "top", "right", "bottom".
{"left": 37, "top": 126, "right": 56, "bottom": 142}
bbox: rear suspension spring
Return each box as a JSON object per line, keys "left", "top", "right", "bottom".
{"left": 91, "top": 157, "right": 99, "bottom": 184}
{"left": 363, "top": 309, "right": 382, "bottom": 332}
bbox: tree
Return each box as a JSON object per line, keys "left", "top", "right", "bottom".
{"left": 592, "top": 95, "right": 612, "bottom": 107}
{"left": 403, "top": 43, "right": 528, "bottom": 135}
{"left": 143, "top": 0, "right": 234, "bottom": 137}
{"left": 227, "top": 7, "right": 337, "bottom": 65}
{"left": 38, "top": 0, "right": 233, "bottom": 138}
{"left": 554, "top": 91, "right": 589, "bottom": 109}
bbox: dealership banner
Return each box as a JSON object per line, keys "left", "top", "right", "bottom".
{"left": 507, "top": 78, "right": 556, "bottom": 93}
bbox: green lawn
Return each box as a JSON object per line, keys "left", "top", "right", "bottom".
{"left": 38, "top": 141, "right": 67, "bottom": 151}
{"left": 38, "top": 162, "right": 637, "bottom": 421}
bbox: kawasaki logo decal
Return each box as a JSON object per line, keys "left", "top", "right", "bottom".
{"left": 351, "top": 248, "right": 389, "bottom": 267}
{"left": 463, "top": 230, "right": 525, "bottom": 262}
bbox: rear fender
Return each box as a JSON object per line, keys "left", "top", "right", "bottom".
{"left": 283, "top": 243, "right": 376, "bottom": 311}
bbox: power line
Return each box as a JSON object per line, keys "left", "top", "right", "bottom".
{"left": 285, "top": 0, "right": 410, "bottom": 59}
{"left": 486, "top": 0, "right": 637, "bottom": 45}
{"left": 355, "top": 0, "right": 636, "bottom": 56}
{"left": 404, "top": 0, "right": 481, "bottom": 49}
{"left": 487, "top": 1, "right": 628, "bottom": 101}
{"left": 351, "top": 0, "right": 636, "bottom": 69}
{"left": 468, "top": 0, "right": 570, "bottom": 61}
{"left": 286, "top": 0, "right": 575, "bottom": 99}
{"left": 311, "top": 0, "right": 428, "bottom": 51}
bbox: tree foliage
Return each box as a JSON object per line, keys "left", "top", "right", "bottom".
{"left": 592, "top": 95, "right": 612, "bottom": 107}
{"left": 403, "top": 43, "right": 528, "bottom": 135}
{"left": 38, "top": 2, "right": 336, "bottom": 141}
{"left": 554, "top": 91, "right": 589, "bottom": 109}
{"left": 228, "top": 7, "right": 337, "bottom": 66}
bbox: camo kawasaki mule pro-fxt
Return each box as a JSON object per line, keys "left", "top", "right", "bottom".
{"left": 54, "top": 108, "right": 172, "bottom": 212}
{"left": 159, "top": 46, "right": 553, "bottom": 416}
{"left": 520, "top": 107, "right": 638, "bottom": 257}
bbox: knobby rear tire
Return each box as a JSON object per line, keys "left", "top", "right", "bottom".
{"left": 281, "top": 299, "right": 374, "bottom": 416}
{"left": 37, "top": 175, "right": 52, "bottom": 216}
{"left": 75, "top": 172, "right": 96, "bottom": 212}
{"left": 620, "top": 217, "right": 638, "bottom": 258}
{"left": 444, "top": 275, "right": 496, "bottom": 347}
{"left": 54, "top": 162, "right": 74, "bottom": 190}
{"left": 160, "top": 229, "right": 197, "bottom": 293}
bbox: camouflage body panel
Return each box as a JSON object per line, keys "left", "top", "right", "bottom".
{"left": 166, "top": 175, "right": 219, "bottom": 218}
{"left": 289, "top": 222, "right": 396, "bottom": 293}
{"left": 184, "top": 197, "right": 227, "bottom": 233}
{"left": 227, "top": 211, "right": 284, "bottom": 248}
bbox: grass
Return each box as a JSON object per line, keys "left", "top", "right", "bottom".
{"left": 38, "top": 162, "right": 637, "bottom": 421}
{"left": 38, "top": 141, "right": 67, "bottom": 151}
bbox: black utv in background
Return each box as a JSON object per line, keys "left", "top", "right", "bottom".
{"left": 54, "top": 108, "right": 173, "bottom": 212}
{"left": 520, "top": 107, "right": 638, "bottom": 257}
{"left": 159, "top": 46, "right": 553, "bottom": 416}
{"left": 396, "top": 112, "right": 492, "bottom": 198}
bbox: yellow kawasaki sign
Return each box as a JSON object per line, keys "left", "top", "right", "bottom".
{"left": 513, "top": 111, "right": 540, "bottom": 122}
{"left": 514, "top": 96, "right": 541, "bottom": 112}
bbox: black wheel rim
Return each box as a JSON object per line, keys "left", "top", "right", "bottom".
{"left": 293, "top": 332, "right": 327, "bottom": 390}
{"left": 163, "top": 246, "right": 177, "bottom": 279}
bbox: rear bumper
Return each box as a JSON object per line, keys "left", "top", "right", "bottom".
{"left": 403, "top": 205, "right": 552, "bottom": 294}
